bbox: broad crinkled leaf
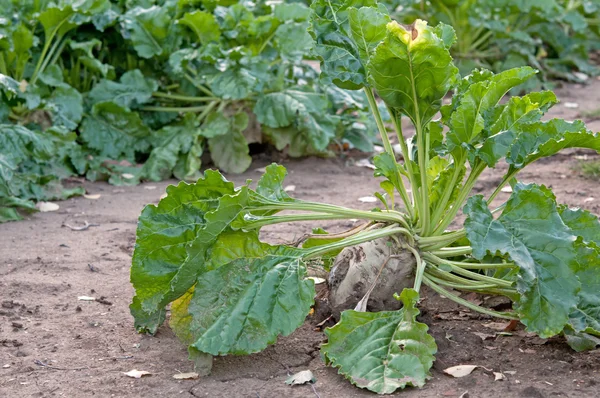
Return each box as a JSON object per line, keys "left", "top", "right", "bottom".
{"left": 178, "top": 11, "right": 221, "bottom": 44}
{"left": 464, "top": 185, "right": 580, "bottom": 337}
{"left": 131, "top": 165, "right": 295, "bottom": 332}
{"left": 310, "top": 0, "right": 377, "bottom": 89}
{"left": 321, "top": 288, "right": 437, "bottom": 394}
{"left": 87, "top": 69, "right": 157, "bottom": 108}
{"left": 254, "top": 91, "right": 339, "bottom": 152}
{"left": 170, "top": 231, "right": 315, "bottom": 356}
{"left": 45, "top": 86, "right": 83, "bottom": 130}
{"left": 80, "top": 101, "right": 150, "bottom": 160}
{"left": 130, "top": 171, "right": 236, "bottom": 331}
{"left": 274, "top": 23, "right": 314, "bottom": 62}
{"left": 121, "top": 6, "right": 175, "bottom": 58}
{"left": 567, "top": 241, "right": 600, "bottom": 343}
{"left": 207, "top": 113, "right": 251, "bottom": 173}
{"left": 208, "top": 67, "right": 256, "bottom": 100}
{"left": 348, "top": 7, "right": 390, "bottom": 65}
{"left": 506, "top": 119, "right": 600, "bottom": 170}
{"left": 369, "top": 20, "right": 458, "bottom": 127}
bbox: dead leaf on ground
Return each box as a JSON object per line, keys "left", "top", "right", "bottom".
{"left": 355, "top": 158, "right": 376, "bottom": 169}
{"left": 285, "top": 370, "right": 316, "bottom": 385}
{"left": 283, "top": 185, "right": 296, "bottom": 192}
{"left": 473, "top": 332, "right": 495, "bottom": 341}
{"left": 173, "top": 372, "right": 199, "bottom": 380}
{"left": 77, "top": 296, "right": 96, "bottom": 301}
{"left": 483, "top": 321, "right": 510, "bottom": 331}
{"left": 358, "top": 196, "right": 378, "bottom": 203}
{"left": 443, "top": 365, "right": 478, "bottom": 378}
{"left": 494, "top": 372, "right": 506, "bottom": 381}
{"left": 83, "top": 194, "right": 101, "bottom": 200}
{"left": 122, "top": 173, "right": 135, "bottom": 179}
{"left": 36, "top": 202, "right": 59, "bottom": 212}
{"left": 123, "top": 369, "right": 151, "bottom": 378}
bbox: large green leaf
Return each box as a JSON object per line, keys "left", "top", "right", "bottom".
{"left": 464, "top": 185, "right": 580, "bottom": 337}
{"left": 170, "top": 231, "right": 315, "bottom": 356}
{"left": 130, "top": 171, "right": 236, "bottom": 332}
{"left": 207, "top": 113, "right": 251, "bottom": 174}
{"left": 121, "top": 6, "right": 175, "bottom": 58}
{"left": 322, "top": 289, "right": 437, "bottom": 394}
{"left": 348, "top": 6, "right": 390, "bottom": 64}
{"left": 274, "top": 22, "right": 314, "bottom": 62}
{"left": 87, "top": 69, "right": 157, "bottom": 108}
{"left": 178, "top": 10, "right": 221, "bottom": 44}
{"left": 310, "top": 0, "right": 377, "bottom": 90}
{"left": 79, "top": 101, "right": 150, "bottom": 160}
{"left": 45, "top": 86, "right": 83, "bottom": 130}
{"left": 567, "top": 241, "right": 600, "bottom": 343}
{"left": 369, "top": 20, "right": 458, "bottom": 127}
{"left": 506, "top": 119, "right": 600, "bottom": 171}
{"left": 131, "top": 165, "right": 294, "bottom": 332}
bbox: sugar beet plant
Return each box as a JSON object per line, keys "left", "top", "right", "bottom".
{"left": 130, "top": 0, "right": 600, "bottom": 394}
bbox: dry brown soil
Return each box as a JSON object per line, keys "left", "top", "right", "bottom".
{"left": 2, "top": 80, "right": 600, "bottom": 398}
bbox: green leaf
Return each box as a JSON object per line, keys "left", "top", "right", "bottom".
{"left": 208, "top": 67, "right": 256, "bottom": 100}
{"left": 464, "top": 185, "right": 580, "bottom": 337}
{"left": 131, "top": 165, "right": 296, "bottom": 332}
{"left": 87, "top": 69, "right": 157, "bottom": 108}
{"left": 446, "top": 67, "right": 537, "bottom": 153}
{"left": 274, "top": 3, "right": 311, "bottom": 22}
{"left": 475, "top": 91, "right": 558, "bottom": 167}
{"left": 80, "top": 101, "right": 150, "bottom": 160}
{"left": 121, "top": 6, "right": 174, "bottom": 59}
{"left": 321, "top": 288, "right": 437, "bottom": 394}
{"left": 130, "top": 171, "right": 236, "bottom": 328}
{"left": 429, "top": 162, "right": 466, "bottom": 214}
{"left": 274, "top": 22, "right": 314, "bottom": 62}
{"left": 170, "top": 231, "right": 315, "bottom": 356}
{"left": 208, "top": 130, "right": 251, "bottom": 174}
{"left": 142, "top": 116, "right": 202, "bottom": 181}
{"left": 348, "top": 7, "right": 390, "bottom": 64}
{"left": 369, "top": 20, "right": 459, "bottom": 127}
{"left": 310, "top": 0, "right": 378, "bottom": 90}
{"left": 178, "top": 10, "right": 221, "bottom": 44}
{"left": 45, "top": 86, "right": 83, "bottom": 130}
{"left": 507, "top": 119, "right": 600, "bottom": 170}
{"left": 567, "top": 241, "right": 600, "bottom": 342}
{"left": 559, "top": 207, "right": 600, "bottom": 246}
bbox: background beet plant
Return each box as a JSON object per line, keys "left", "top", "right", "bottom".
{"left": 130, "top": 0, "right": 600, "bottom": 394}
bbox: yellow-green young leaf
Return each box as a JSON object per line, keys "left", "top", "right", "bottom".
{"left": 322, "top": 288, "right": 437, "bottom": 394}
{"left": 178, "top": 11, "right": 221, "bottom": 44}
{"left": 171, "top": 231, "right": 314, "bottom": 356}
{"left": 368, "top": 20, "right": 458, "bottom": 127}
{"left": 429, "top": 162, "right": 465, "bottom": 215}
{"left": 464, "top": 184, "right": 580, "bottom": 337}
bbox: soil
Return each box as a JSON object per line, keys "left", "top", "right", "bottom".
{"left": 2, "top": 79, "right": 600, "bottom": 398}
